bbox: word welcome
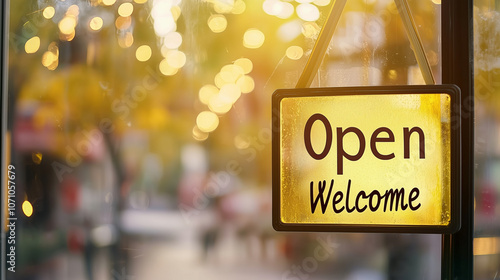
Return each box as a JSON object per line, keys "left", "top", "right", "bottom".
{"left": 310, "top": 179, "right": 421, "bottom": 214}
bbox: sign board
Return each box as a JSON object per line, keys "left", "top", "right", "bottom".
{"left": 272, "top": 85, "right": 461, "bottom": 233}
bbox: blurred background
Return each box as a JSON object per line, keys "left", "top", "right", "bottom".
{"left": 2, "top": 0, "right": 500, "bottom": 279}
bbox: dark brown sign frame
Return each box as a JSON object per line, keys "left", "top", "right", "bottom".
{"left": 272, "top": 85, "right": 461, "bottom": 234}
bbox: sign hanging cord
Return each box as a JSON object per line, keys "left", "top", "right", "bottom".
{"left": 296, "top": 0, "right": 436, "bottom": 88}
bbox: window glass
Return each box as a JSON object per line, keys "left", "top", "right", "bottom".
{"left": 473, "top": 0, "right": 500, "bottom": 278}
{"left": 3, "top": 0, "right": 443, "bottom": 279}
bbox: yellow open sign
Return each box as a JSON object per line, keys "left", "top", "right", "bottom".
{"left": 272, "top": 85, "right": 461, "bottom": 233}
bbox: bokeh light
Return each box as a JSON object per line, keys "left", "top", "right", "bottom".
{"left": 136, "top": 45, "right": 152, "bottom": 62}
{"left": 199, "top": 84, "right": 219, "bottom": 105}
{"left": 214, "top": 73, "right": 226, "bottom": 89}
{"left": 263, "top": 0, "right": 282, "bottom": 16}
{"left": 296, "top": 3, "right": 320, "bottom": 21}
{"left": 276, "top": 2, "right": 294, "bottom": 19}
{"left": 41, "top": 42, "right": 59, "bottom": 70}
{"left": 219, "top": 83, "right": 241, "bottom": 104}
{"left": 302, "top": 21, "right": 321, "bottom": 38}
{"left": 208, "top": 14, "right": 228, "bottom": 33}
{"left": 278, "top": 20, "right": 302, "bottom": 42}
{"left": 213, "top": 0, "right": 234, "bottom": 13}
{"left": 59, "top": 16, "right": 77, "bottom": 35}
{"left": 43, "top": 6, "right": 55, "bottom": 19}
{"left": 67, "top": 5, "right": 80, "bottom": 16}
{"left": 196, "top": 111, "right": 219, "bottom": 133}
{"left": 163, "top": 32, "right": 183, "bottom": 49}
{"left": 118, "top": 2, "right": 134, "bottom": 17}
{"left": 236, "top": 75, "right": 255, "bottom": 93}
{"left": 220, "top": 64, "right": 244, "bottom": 84}
{"left": 103, "top": 0, "right": 117, "bottom": 6}
{"left": 286, "top": 45, "right": 304, "bottom": 60}
{"left": 243, "top": 28, "right": 265, "bottom": 49}
{"left": 22, "top": 200, "right": 33, "bottom": 217}
{"left": 166, "top": 50, "right": 186, "bottom": 68}
{"left": 159, "top": 59, "right": 179, "bottom": 76}
{"left": 234, "top": 58, "right": 253, "bottom": 74}
{"left": 25, "top": 36, "right": 40, "bottom": 54}
{"left": 118, "top": 32, "right": 134, "bottom": 48}
{"left": 89, "top": 16, "right": 104, "bottom": 31}
{"left": 208, "top": 95, "right": 233, "bottom": 114}
{"left": 154, "top": 17, "right": 176, "bottom": 36}
{"left": 115, "top": 16, "right": 132, "bottom": 30}
{"left": 313, "top": 0, "right": 330, "bottom": 6}
{"left": 171, "top": 5, "right": 182, "bottom": 20}
{"left": 231, "top": 0, "right": 246, "bottom": 14}
{"left": 193, "top": 126, "right": 209, "bottom": 141}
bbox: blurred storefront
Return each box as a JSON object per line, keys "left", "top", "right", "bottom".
{"left": 1, "top": 0, "right": 499, "bottom": 279}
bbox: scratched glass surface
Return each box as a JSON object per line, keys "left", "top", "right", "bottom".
{"left": 280, "top": 94, "right": 451, "bottom": 225}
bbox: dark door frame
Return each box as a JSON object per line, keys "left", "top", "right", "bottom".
{"left": 441, "top": 0, "right": 474, "bottom": 279}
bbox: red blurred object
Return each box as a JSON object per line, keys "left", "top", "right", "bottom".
{"left": 62, "top": 177, "right": 80, "bottom": 212}
{"left": 479, "top": 181, "right": 497, "bottom": 217}
{"left": 67, "top": 228, "right": 84, "bottom": 252}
